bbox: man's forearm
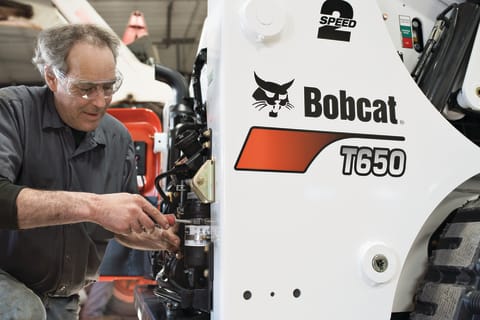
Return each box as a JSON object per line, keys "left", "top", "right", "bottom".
{"left": 15, "top": 188, "right": 174, "bottom": 238}
{"left": 16, "top": 188, "right": 97, "bottom": 229}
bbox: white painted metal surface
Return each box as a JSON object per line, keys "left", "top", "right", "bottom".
{"left": 206, "top": 0, "right": 480, "bottom": 318}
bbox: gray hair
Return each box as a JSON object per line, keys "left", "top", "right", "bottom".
{"left": 32, "top": 23, "right": 121, "bottom": 77}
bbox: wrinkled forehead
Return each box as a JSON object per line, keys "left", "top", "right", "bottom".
{"left": 65, "top": 42, "right": 117, "bottom": 80}
{"left": 55, "top": 68, "right": 120, "bottom": 86}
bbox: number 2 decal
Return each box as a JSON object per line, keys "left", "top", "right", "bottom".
{"left": 317, "top": 0, "right": 356, "bottom": 42}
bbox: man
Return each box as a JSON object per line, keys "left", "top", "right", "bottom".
{"left": 0, "top": 23, "right": 179, "bottom": 319}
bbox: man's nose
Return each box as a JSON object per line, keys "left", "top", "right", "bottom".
{"left": 91, "top": 87, "right": 109, "bottom": 107}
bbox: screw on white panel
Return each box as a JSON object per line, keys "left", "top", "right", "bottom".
{"left": 372, "top": 254, "right": 388, "bottom": 273}
{"left": 360, "top": 243, "right": 397, "bottom": 285}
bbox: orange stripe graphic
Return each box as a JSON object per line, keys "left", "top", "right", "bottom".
{"left": 235, "top": 127, "right": 348, "bottom": 172}
{"left": 235, "top": 127, "right": 404, "bottom": 173}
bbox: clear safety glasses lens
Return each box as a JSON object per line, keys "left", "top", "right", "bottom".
{"left": 54, "top": 69, "right": 123, "bottom": 100}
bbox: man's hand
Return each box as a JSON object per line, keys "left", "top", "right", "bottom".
{"left": 93, "top": 193, "right": 180, "bottom": 252}
{"left": 16, "top": 189, "right": 180, "bottom": 252}
{"left": 92, "top": 193, "right": 171, "bottom": 235}
{"left": 115, "top": 226, "right": 180, "bottom": 252}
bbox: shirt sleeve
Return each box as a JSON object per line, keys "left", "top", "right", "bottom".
{"left": 0, "top": 90, "right": 25, "bottom": 229}
{"left": 0, "top": 92, "right": 24, "bottom": 183}
{"left": 0, "top": 177, "right": 25, "bottom": 229}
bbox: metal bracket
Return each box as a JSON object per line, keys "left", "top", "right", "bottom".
{"left": 191, "top": 159, "right": 215, "bottom": 203}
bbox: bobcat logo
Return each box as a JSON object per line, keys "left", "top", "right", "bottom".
{"left": 252, "top": 72, "right": 295, "bottom": 118}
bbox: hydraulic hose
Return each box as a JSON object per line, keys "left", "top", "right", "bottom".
{"left": 413, "top": 2, "right": 480, "bottom": 112}
{"left": 154, "top": 64, "right": 189, "bottom": 104}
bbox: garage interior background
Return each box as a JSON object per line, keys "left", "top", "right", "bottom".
{"left": 0, "top": 0, "right": 208, "bottom": 86}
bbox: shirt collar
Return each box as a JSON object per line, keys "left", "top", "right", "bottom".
{"left": 89, "top": 125, "right": 106, "bottom": 146}
{"left": 42, "top": 87, "right": 64, "bottom": 129}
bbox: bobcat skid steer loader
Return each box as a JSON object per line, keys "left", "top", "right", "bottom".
{"left": 133, "top": 0, "right": 480, "bottom": 319}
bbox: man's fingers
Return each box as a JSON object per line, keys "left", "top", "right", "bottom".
{"left": 163, "top": 232, "right": 181, "bottom": 252}
{"left": 157, "top": 228, "right": 181, "bottom": 250}
{"left": 138, "top": 214, "right": 155, "bottom": 233}
{"left": 131, "top": 219, "right": 143, "bottom": 233}
{"left": 141, "top": 202, "right": 170, "bottom": 229}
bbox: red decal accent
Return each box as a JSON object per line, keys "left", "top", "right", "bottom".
{"left": 402, "top": 37, "right": 413, "bottom": 48}
{"left": 235, "top": 127, "right": 349, "bottom": 172}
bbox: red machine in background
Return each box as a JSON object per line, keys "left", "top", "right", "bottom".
{"left": 108, "top": 107, "right": 163, "bottom": 202}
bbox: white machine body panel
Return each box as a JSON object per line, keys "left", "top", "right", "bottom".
{"left": 206, "top": 0, "right": 480, "bottom": 319}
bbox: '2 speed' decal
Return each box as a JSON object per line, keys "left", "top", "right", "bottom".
{"left": 235, "top": 127, "right": 405, "bottom": 175}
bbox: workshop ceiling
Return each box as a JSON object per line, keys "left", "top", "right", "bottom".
{"left": 0, "top": 0, "right": 207, "bottom": 86}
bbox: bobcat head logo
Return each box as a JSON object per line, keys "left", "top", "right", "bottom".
{"left": 252, "top": 72, "right": 295, "bottom": 118}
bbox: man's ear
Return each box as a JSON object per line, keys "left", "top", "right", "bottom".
{"left": 44, "top": 67, "right": 58, "bottom": 92}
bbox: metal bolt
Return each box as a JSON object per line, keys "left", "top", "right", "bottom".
{"left": 476, "top": 87, "right": 480, "bottom": 98}
{"left": 196, "top": 176, "right": 205, "bottom": 185}
{"left": 203, "top": 130, "right": 211, "bottom": 138}
{"left": 382, "top": 13, "right": 388, "bottom": 21}
{"left": 372, "top": 254, "right": 388, "bottom": 273}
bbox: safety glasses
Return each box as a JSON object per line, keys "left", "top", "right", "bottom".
{"left": 53, "top": 68, "right": 123, "bottom": 100}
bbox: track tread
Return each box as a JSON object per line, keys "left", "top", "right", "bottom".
{"left": 411, "top": 200, "right": 480, "bottom": 320}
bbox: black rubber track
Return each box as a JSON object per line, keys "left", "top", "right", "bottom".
{"left": 410, "top": 197, "right": 480, "bottom": 319}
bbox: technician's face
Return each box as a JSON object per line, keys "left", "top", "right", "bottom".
{"left": 50, "top": 42, "right": 117, "bottom": 132}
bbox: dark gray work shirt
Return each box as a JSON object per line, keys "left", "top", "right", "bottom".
{"left": 0, "top": 85, "right": 137, "bottom": 297}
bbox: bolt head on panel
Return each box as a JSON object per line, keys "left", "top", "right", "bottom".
{"left": 239, "top": 0, "right": 286, "bottom": 42}
{"left": 360, "top": 243, "right": 398, "bottom": 286}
